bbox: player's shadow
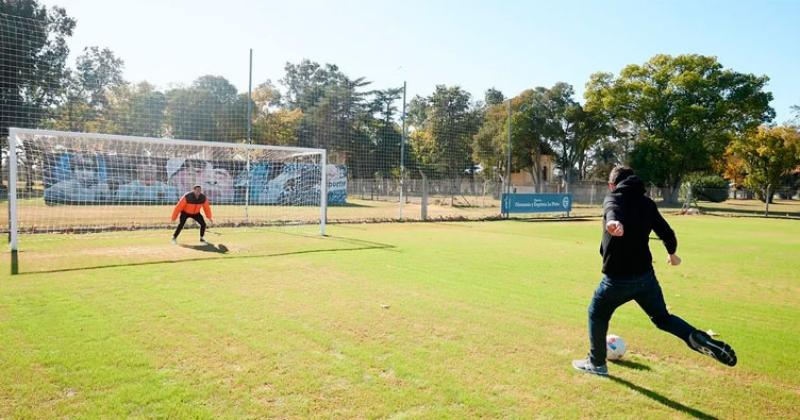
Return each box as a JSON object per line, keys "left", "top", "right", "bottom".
{"left": 608, "top": 376, "right": 718, "bottom": 420}
{"left": 609, "top": 359, "right": 651, "bottom": 371}
{"left": 180, "top": 243, "right": 229, "bottom": 254}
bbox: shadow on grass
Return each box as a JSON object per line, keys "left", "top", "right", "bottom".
{"left": 180, "top": 243, "right": 229, "bottom": 254}
{"left": 327, "top": 202, "right": 376, "bottom": 208}
{"left": 698, "top": 205, "right": 800, "bottom": 219}
{"left": 609, "top": 359, "right": 651, "bottom": 371}
{"left": 511, "top": 217, "right": 598, "bottom": 223}
{"left": 608, "top": 376, "right": 718, "bottom": 420}
{"left": 16, "top": 235, "right": 395, "bottom": 275}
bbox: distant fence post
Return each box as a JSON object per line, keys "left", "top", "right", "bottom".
{"left": 504, "top": 98, "right": 512, "bottom": 218}
{"left": 421, "top": 170, "right": 428, "bottom": 221}
{"left": 765, "top": 184, "right": 771, "bottom": 217}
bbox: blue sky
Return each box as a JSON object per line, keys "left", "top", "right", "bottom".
{"left": 46, "top": 0, "right": 799, "bottom": 122}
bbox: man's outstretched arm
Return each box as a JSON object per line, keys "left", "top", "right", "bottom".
{"left": 652, "top": 203, "right": 680, "bottom": 265}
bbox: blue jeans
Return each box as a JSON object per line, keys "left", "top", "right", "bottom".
{"left": 588, "top": 270, "right": 696, "bottom": 366}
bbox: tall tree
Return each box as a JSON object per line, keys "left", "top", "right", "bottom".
{"left": 370, "top": 87, "right": 404, "bottom": 178}
{"left": 510, "top": 88, "right": 553, "bottom": 192}
{"left": 484, "top": 88, "right": 505, "bottom": 106}
{"left": 727, "top": 125, "right": 800, "bottom": 203}
{"left": 538, "top": 82, "right": 609, "bottom": 189}
{"left": 280, "top": 59, "right": 346, "bottom": 112}
{"left": 51, "top": 46, "right": 125, "bottom": 132}
{"left": 472, "top": 100, "right": 509, "bottom": 183}
{"left": 165, "top": 75, "right": 246, "bottom": 141}
{"left": 585, "top": 54, "right": 774, "bottom": 202}
{"left": 0, "top": 2, "right": 75, "bottom": 190}
{"left": 104, "top": 82, "right": 166, "bottom": 137}
{"left": 408, "top": 85, "right": 479, "bottom": 201}
{"left": 251, "top": 80, "right": 300, "bottom": 146}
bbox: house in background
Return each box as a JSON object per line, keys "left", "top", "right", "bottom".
{"left": 509, "top": 153, "right": 557, "bottom": 193}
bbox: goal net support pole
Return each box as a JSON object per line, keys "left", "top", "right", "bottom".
{"left": 8, "top": 128, "right": 19, "bottom": 275}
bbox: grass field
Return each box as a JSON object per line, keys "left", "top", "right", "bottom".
{"left": 2, "top": 196, "right": 797, "bottom": 235}
{"left": 1, "top": 216, "right": 798, "bottom": 418}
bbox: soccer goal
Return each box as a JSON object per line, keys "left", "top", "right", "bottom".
{"left": 5, "top": 128, "right": 329, "bottom": 274}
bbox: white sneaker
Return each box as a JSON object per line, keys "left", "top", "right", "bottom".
{"left": 171, "top": 238, "right": 177, "bottom": 245}
{"left": 572, "top": 358, "right": 609, "bottom": 376}
{"left": 200, "top": 237, "right": 208, "bottom": 244}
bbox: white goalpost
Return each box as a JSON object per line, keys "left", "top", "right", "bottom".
{"left": 5, "top": 128, "right": 329, "bottom": 274}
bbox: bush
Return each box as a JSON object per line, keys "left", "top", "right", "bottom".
{"left": 681, "top": 173, "right": 729, "bottom": 203}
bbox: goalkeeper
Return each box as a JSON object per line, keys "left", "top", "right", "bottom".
{"left": 171, "top": 185, "right": 214, "bottom": 244}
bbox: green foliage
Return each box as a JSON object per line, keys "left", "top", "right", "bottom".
{"left": 49, "top": 47, "right": 126, "bottom": 132}
{"left": 408, "top": 85, "right": 480, "bottom": 180}
{"left": 471, "top": 101, "right": 508, "bottom": 181}
{"left": 0, "top": 1, "right": 75, "bottom": 136}
{"left": 728, "top": 125, "right": 800, "bottom": 203}
{"left": 681, "top": 172, "right": 729, "bottom": 202}
{"left": 164, "top": 76, "right": 247, "bottom": 142}
{"left": 484, "top": 88, "right": 504, "bottom": 106}
{"left": 585, "top": 54, "right": 774, "bottom": 202}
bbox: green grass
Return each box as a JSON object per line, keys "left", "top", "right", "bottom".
{"left": 1, "top": 216, "right": 798, "bottom": 418}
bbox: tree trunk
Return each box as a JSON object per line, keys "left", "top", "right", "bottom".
{"left": 660, "top": 186, "right": 680, "bottom": 205}
{"left": 527, "top": 168, "right": 538, "bottom": 193}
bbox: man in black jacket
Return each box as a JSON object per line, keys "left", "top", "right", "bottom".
{"left": 573, "top": 166, "right": 737, "bottom": 376}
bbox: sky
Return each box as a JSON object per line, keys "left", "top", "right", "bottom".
{"left": 43, "top": 0, "right": 800, "bottom": 122}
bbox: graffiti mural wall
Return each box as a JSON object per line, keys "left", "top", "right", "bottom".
{"left": 42, "top": 152, "right": 347, "bottom": 206}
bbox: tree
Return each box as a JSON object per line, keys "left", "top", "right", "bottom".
{"left": 586, "top": 136, "right": 622, "bottom": 181}
{"left": 164, "top": 75, "right": 246, "bottom": 142}
{"left": 104, "top": 82, "right": 166, "bottom": 137}
{"left": 370, "top": 87, "right": 404, "bottom": 178}
{"left": 510, "top": 88, "right": 553, "bottom": 192}
{"left": 408, "top": 85, "right": 479, "bottom": 203}
{"left": 278, "top": 60, "right": 381, "bottom": 177}
{"left": 253, "top": 108, "right": 303, "bottom": 146}
{"left": 251, "top": 80, "right": 300, "bottom": 146}
{"left": 727, "top": 125, "right": 800, "bottom": 203}
{"left": 280, "top": 59, "right": 347, "bottom": 112}
{"left": 472, "top": 100, "right": 509, "bottom": 183}
{"left": 536, "top": 82, "right": 609, "bottom": 190}
{"left": 585, "top": 54, "right": 774, "bottom": 203}
{"left": 51, "top": 46, "right": 125, "bottom": 132}
{"left": 484, "top": 88, "right": 505, "bottom": 106}
{"left": 0, "top": 1, "right": 75, "bottom": 190}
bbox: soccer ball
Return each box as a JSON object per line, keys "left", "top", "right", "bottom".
{"left": 606, "top": 334, "right": 626, "bottom": 360}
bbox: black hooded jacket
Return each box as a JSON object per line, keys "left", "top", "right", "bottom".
{"left": 600, "top": 175, "right": 677, "bottom": 276}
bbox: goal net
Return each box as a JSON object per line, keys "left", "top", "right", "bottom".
{"left": 6, "top": 128, "right": 331, "bottom": 264}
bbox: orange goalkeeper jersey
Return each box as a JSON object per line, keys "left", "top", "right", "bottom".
{"left": 171, "top": 192, "right": 213, "bottom": 221}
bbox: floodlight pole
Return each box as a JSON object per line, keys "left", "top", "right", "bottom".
{"left": 245, "top": 48, "right": 253, "bottom": 223}
{"left": 504, "top": 99, "right": 512, "bottom": 218}
{"left": 400, "top": 81, "right": 407, "bottom": 219}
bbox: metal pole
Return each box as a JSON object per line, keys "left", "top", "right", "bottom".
{"left": 504, "top": 99, "right": 512, "bottom": 217}
{"left": 320, "top": 150, "right": 328, "bottom": 236}
{"left": 400, "top": 81, "right": 407, "bottom": 219}
{"left": 421, "top": 170, "right": 428, "bottom": 221}
{"left": 506, "top": 99, "right": 512, "bottom": 194}
{"left": 245, "top": 49, "right": 253, "bottom": 223}
{"left": 765, "top": 184, "right": 771, "bottom": 217}
{"left": 247, "top": 49, "right": 253, "bottom": 144}
{"left": 8, "top": 128, "right": 19, "bottom": 274}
